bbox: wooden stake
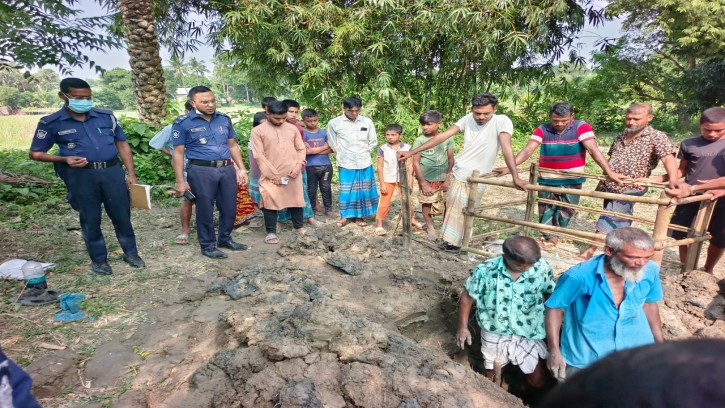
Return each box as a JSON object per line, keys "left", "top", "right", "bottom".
{"left": 651, "top": 190, "right": 675, "bottom": 265}
{"left": 683, "top": 199, "right": 717, "bottom": 271}
{"left": 523, "top": 163, "right": 539, "bottom": 236}
{"left": 398, "top": 160, "right": 412, "bottom": 252}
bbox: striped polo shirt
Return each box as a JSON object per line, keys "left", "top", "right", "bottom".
{"left": 530, "top": 120, "right": 595, "bottom": 186}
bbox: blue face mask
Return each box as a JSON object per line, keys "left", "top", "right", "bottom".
{"left": 64, "top": 94, "right": 93, "bottom": 113}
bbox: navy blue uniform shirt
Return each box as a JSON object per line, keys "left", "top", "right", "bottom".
{"left": 29, "top": 107, "right": 126, "bottom": 162}
{"left": 172, "top": 111, "right": 237, "bottom": 160}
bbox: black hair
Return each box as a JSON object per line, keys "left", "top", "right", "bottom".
{"left": 540, "top": 339, "right": 725, "bottom": 408}
{"left": 301, "top": 108, "right": 318, "bottom": 119}
{"left": 700, "top": 107, "right": 725, "bottom": 124}
{"left": 267, "top": 100, "right": 289, "bottom": 115}
{"left": 282, "top": 99, "right": 300, "bottom": 109}
{"left": 502, "top": 236, "right": 541, "bottom": 264}
{"left": 184, "top": 101, "right": 193, "bottom": 111}
{"left": 342, "top": 96, "right": 362, "bottom": 109}
{"left": 471, "top": 93, "right": 498, "bottom": 108}
{"left": 385, "top": 123, "right": 403, "bottom": 134}
{"left": 419, "top": 110, "right": 442, "bottom": 124}
{"left": 261, "top": 96, "right": 276, "bottom": 108}
{"left": 550, "top": 102, "right": 574, "bottom": 116}
{"left": 188, "top": 86, "right": 213, "bottom": 99}
{"left": 60, "top": 78, "right": 90, "bottom": 93}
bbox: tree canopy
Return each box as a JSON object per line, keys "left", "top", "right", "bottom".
{"left": 211, "top": 0, "right": 608, "bottom": 121}
{"left": 0, "top": 0, "right": 120, "bottom": 75}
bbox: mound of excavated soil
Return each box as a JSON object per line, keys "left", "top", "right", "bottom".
{"left": 24, "top": 222, "right": 724, "bottom": 407}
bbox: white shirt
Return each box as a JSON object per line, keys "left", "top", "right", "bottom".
{"left": 327, "top": 114, "right": 378, "bottom": 169}
{"left": 452, "top": 113, "right": 514, "bottom": 181}
{"left": 378, "top": 142, "right": 411, "bottom": 183}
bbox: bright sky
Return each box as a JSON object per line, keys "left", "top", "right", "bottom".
{"left": 60, "top": 2, "right": 621, "bottom": 79}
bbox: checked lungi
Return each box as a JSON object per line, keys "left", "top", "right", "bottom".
{"left": 338, "top": 166, "right": 378, "bottom": 219}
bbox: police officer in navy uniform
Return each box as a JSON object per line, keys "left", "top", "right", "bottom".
{"left": 172, "top": 86, "right": 249, "bottom": 258}
{"left": 29, "top": 78, "right": 144, "bottom": 275}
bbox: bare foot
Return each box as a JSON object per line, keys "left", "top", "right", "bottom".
{"left": 546, "top": 237, "right": 559, "bottom": 246}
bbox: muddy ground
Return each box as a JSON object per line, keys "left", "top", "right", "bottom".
{"left": 1, "top": 177, "right": 723, "bottom": 408}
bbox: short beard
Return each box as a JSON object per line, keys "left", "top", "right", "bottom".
{"left": 607, "top": 256, "right": 644, "bottom": 282}
{"left": 624, "top": 124, "right": 647, "bottom": 134}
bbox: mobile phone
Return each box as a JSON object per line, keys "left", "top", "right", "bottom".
{"left": 183, "top": 189, "right": 196, "bottom": 201}
{"left": 280, "top": 176, "right": 289, "bottom": 185}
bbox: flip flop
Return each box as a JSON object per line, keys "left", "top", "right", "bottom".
{"left": 375, "top": 227, "right": 387, "bottom": 236}
{"left": 175, "top": 233, "right": 189, "bottom": 245}
{"left": 294, "top": 228, "right": 307, "bottom": 235}
{"left": 355, "top": 219, "right": 368, "bottom": 227}
{"left": 336, "top": 218, "right": 350, "bottom": 227}
{"left": 265, "top": 233, "right": 278, "bottom": 244}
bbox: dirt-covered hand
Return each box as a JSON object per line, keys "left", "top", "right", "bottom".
{"left": 547, "top": 350, "right": 567, "bottom": 381}
{"left": 456, "top": 328, "right": 472, "bottom": 350}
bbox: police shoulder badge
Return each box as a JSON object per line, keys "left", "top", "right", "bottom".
{"left": 36, "top": 129, "right": 47, "bottom": 139}
{"left": 173, "top": 130, "right": 180, "bottom": 139}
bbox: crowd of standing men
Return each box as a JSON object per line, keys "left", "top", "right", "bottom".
{"left": 20, "top": 76, "right": 725, "bottom": 403}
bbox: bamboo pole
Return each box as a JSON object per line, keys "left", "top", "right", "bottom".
{"left": 659, "top": 235, "right": 712, "bottom": 250}
{"left": 461, "top": 171, "right": 480, "bottom": 249}
{"left": 398, "top": 160, "right": 412, "bottom": 252}
{"left": 522, "top": 163, "right": 539, "bottom": 235}
{"left": 651, "top": 191, "right": 675, "bottom": 264}
{"left": 683, "top": 199, "right": 717, "bottom": 271}
{"left": 537, "top": 168, "right": 668, "bottom": 189}
{"left": 469, "top": 213, "right": 607, "bottom": 241}
{"left": 468, "top": 177, "right": 714, "bottom": 206}
{"left": 460, "top": 246, "right": 497, "bottom": 258}
{"left": 477, "top": 199, "right": 528, "bottom": 211}
{"left": 535, "top": 197, "right": 691, "bottom": 232}
{"left": 470, "top": 226, "right": 521, "bottom": 242}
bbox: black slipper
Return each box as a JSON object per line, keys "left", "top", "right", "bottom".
{"left": 10, "top": 290, "right": 61, "bottom": 306}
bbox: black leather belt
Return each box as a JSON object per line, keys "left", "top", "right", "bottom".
{"left": 188, "top": 159, "right": 232, "bottom": 167}
{"left": 82, "top": 158, "right": 119, "bottom": 169}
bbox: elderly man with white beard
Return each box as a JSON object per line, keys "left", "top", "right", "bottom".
{"left": 544, "top": 227, "right": 664, "bottom": 381}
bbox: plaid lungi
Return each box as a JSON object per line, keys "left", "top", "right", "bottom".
{"left": 595, "top": 188, "right": 648, "bottom": 234}
{"left": 481, "top": 330, "right": 548, "bottom": 374}
{"left": 339, "top": 166, "right": 379, "bottom": 219}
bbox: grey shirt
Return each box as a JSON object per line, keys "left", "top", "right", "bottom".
{"left": 678, "top": 135, "right": 725, "bottom": 185}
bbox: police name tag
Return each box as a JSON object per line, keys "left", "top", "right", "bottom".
{"left": 58, "top": 129, "right": 77, "bottom": 136}
{"left": 190, "top": 127, "right": 207, "bottom": 133}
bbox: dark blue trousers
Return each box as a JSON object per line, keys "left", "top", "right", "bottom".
{"left": 61, "top": 164, "right": 138, "bottom": 263}
{"left": 187, "top": 164, "right": 236, "bottom": 250}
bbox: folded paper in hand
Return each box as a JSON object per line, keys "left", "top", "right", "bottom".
{"left": 130, "top": 183, "right": 152, "bottom": 209}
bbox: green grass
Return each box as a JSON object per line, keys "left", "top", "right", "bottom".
{"left": 0, "top": 115, "right": 43, "bottom": 150}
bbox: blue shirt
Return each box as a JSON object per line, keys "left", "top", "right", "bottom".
{"left": 171, "top": 111, "right": 236, "bottom": 160}
{"left": 30, "top": 107, "right": 126, "bottom": 162}
{"left": 149, "top": 123, "right": 188, "bottom": 172}
{"left": 545, "top": 254, "right": 663, "bottom": 368}
{"left": 304, "top": 128, "right": 331, "bottom": 166}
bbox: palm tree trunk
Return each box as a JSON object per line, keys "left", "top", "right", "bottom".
{"left": 119, "top": 0, "right": 168, "bottom": 125}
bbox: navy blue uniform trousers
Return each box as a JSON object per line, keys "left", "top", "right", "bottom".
{"left": 187, "top": 164, "right": 236, "bottom": 250}
{"left": 59, "top": 163, "right": 138, "bottom": 263}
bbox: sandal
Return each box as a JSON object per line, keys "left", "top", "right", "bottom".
{"left": 375, "top": 227, "right": 387, "bottom": 236}
{"left": 355, "top": 219, "right": 368, "bottom": 227}
{"left": 265, "top": 233, "right": 279, "bottom": 244}
{"left": 294, "top": 228, "right": 307, "bottom": 235}
{"left": 175, "top": 233, "right": 189, "bottom": 245}
{"left": 336, "top": 218, "right": 350, "bottom": 227}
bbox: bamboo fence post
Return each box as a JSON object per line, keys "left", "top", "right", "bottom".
{"left": 683, "top": 199, "right": 717, "bottom": 271}
{"left": 461, "top": 171, "right": 480, "bottom": 249}
{"left": 523, "top": 163, "right": 539, "bottom": 236}
{"left": 398, "top": 160, "right": 412, "bottom": 252}
{"left": 651, "top": 191, "right": 675, "bottom": 265}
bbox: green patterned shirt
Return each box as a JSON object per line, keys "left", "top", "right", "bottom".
{"left": 464, "top": 257, "right": 555, "bottom": 339}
